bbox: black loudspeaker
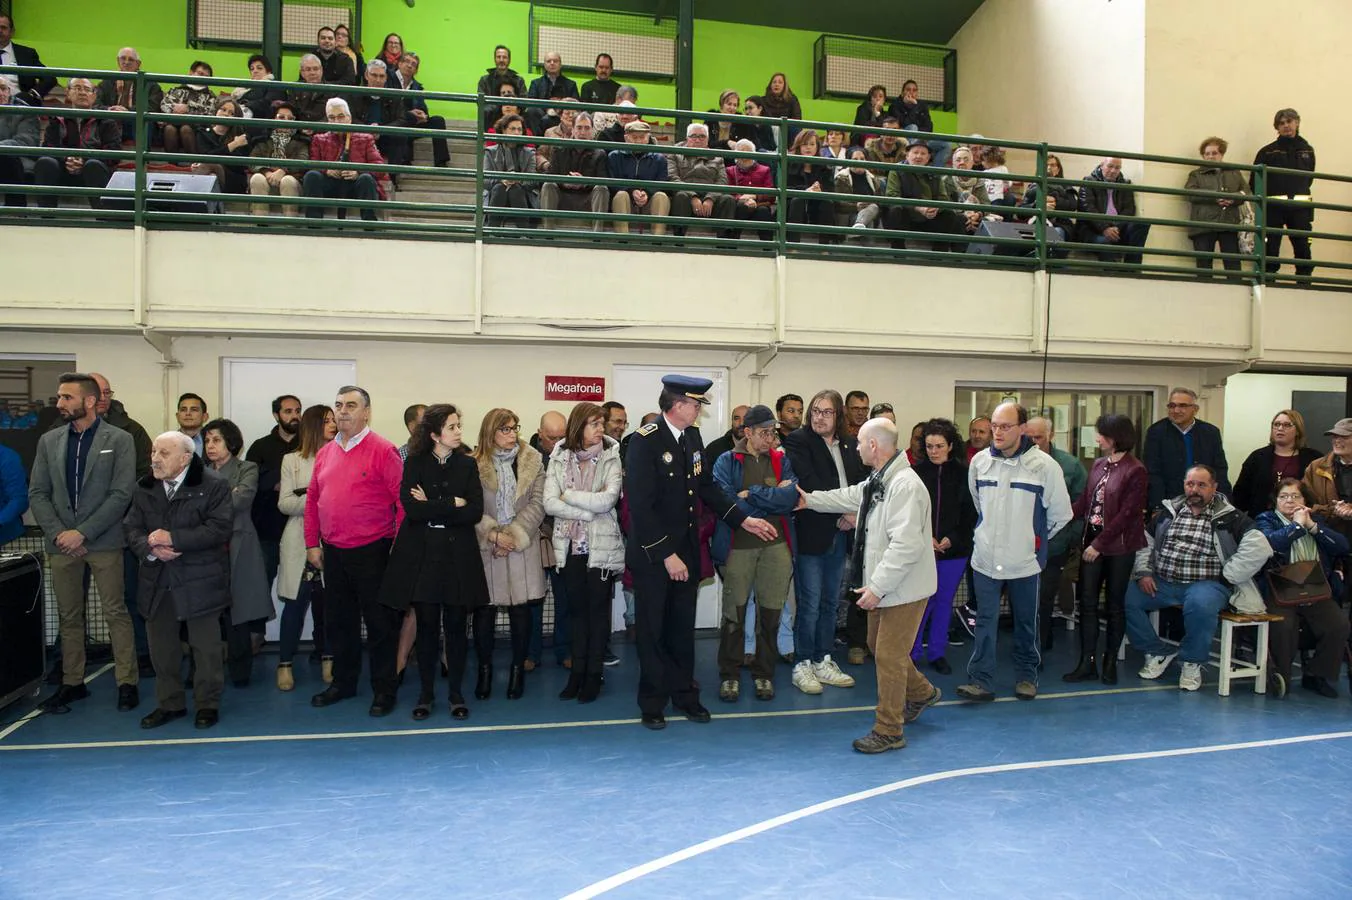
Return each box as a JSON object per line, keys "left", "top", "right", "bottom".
{"left": 967, "top": 219, "right": 1052, "bottom": 256}
{"left": 0, "top": 553, "right": 44, "bottom": 711}
{"left": 102, "top": 170, "right": 223, "bottom": 215}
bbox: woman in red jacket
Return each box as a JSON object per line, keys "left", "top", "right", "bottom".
{"left": 1064, "top": 414, "right": 1148, "bottom": 685}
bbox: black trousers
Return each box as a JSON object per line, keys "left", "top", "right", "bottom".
{"left": 787, "top": 196, "right": 835, "bottom": 243}
{"left": 633, "top": 547, "right": 701, "bottom": 716}
{"left": 563, "top": 554, "right": 612, "bottom": 678}
{"left": 1264, "top": 201, "right": 1314, "bottom": 277}
{"left": 1075, "top": 552, "right": 1134, "bottom": 660}
{"left": 845, "top": 593, "right": 868, "bottom": 651}
{"left": 884, "top": 206, "right": 964, "bottom": 252}
{"left": 1038, "top": 551, "right": 1069, "bottom": 651}
{"left": 486, "top": 182, "right": 532, "bottom": 227}
{"left": 1191, "top": 231, "right": 1241, "bottom": 271}
{"left": 473, "top": 604, "right": 531, "bottom": 667}
{"left": 1265, "top": 596, "right": 1349, "bottom": 682}
{"left": 33, "top": 157, "right": 111, "bottom": 209}
{"left": 0, "top": 156, "right": 26, "bottom": 207}
{"left": 411, "top": 116, "right": 450, "bottom": 165}
{"left": 224, "top": 610, "right": 262, "bottom": 686}
{"left": 323, "top": 539, "right": 401, "bottom": 697}
{"left": 726, "top": 203, "right": 774, "bottom": 240}
{"left": 413, "top": 603, "right": 476, "bottom": 699}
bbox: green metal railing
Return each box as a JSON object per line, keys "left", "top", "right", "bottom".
{"left": 2, "top": 65, "right": 1349, "bottom": 289}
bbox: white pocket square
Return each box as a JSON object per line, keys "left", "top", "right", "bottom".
{"left": 99, "top": 449, "right": 114, "bottom": 454}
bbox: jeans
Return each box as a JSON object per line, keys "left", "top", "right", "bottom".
{"left": 794, "top": 533, "right": 847, "bottom": 664}
{"left": 1087, "top": 221, "right": 1151, "bottom": 264}
{"left": 278, "top": 575, "right": 327, "bottom": 664}
{"left": 967, "top": 570, "right": 1041, "bottom": 689}
{"left": 744, "top": 591, "right": 795, "bottom": 657}
{"left": 529, "top": 569, "right": 570, "bottom": 665}
{"left": 1125, "top": 577, "right": 1229, "bottom": 664}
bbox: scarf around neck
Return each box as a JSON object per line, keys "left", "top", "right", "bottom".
{"left": 493, "top": 445, "right": 520, "bottom": 525}
{"left": 563, "top": 442, "right": 604, "bottom": 552}
{"left": 1275, "top": 509, "right": 1320, "bottom": 563}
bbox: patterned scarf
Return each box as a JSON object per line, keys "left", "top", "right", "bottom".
{"left": 1275, "top": 509, "right": 1320, "bottom": 563}
{"left": 493, "top": 445, "right": 520, "bottom": 525}
{"left": 268, "top": 129, "right": 293, "bottom": 156}
{"left": 563, "top": 442, "right": 603, "bottom": 554}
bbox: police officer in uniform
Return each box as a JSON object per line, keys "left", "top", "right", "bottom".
{"left": 625, "top": 375, "right": 779, "bottom": 730}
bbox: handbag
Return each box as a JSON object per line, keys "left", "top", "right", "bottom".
{"left": 1265, "top": 559, "right": 1332, "bottom": 607}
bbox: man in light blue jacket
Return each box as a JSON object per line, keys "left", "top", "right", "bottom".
{"left": 959, "top": 402, "right": 1072, "bottom": 703}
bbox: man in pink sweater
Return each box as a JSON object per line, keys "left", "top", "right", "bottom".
{"left": 305, "top": 385, "right": 405, "bottom": 716}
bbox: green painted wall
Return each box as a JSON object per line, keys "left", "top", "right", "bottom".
{"left": 13, "top": 0, "right": 957, "bottom": 132}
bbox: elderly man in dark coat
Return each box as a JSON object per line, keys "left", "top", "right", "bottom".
{"left": 125, "top": 432, "right": 233, "bottom": 730}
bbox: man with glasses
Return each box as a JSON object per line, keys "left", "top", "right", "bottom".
{"left": 94, "top": 47, "right": 163, "bottom": 142}
{"left": 1303, "top": 418, "right": 1352, "bottom": 541}
{"left": 844, "top": 390, "right": 870, "bottom": 439}
{"left": 1143, "top": 387, "right": 1229, "bottom": 512}
{"left": 958, "top": 402, "right": 1072, "bottom": 703}
{"left": 32, "top": 78, "right": 121, "bottom": 209}
{"left": 302, "top": 97, "right": 388, "bottom": 222}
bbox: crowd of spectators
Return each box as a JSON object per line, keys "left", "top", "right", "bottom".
{"left": 4, "top": 370, "right": 1351, "bottom": 742}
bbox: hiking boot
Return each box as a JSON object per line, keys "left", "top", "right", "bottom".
{"left": 852, "top": 730, "right": 906, "bottom": 754}
{"left": 753, "top": 678, "right": 774, "bottom": 701}
{"left": 718, "top": 678, "right": 739, "bottom": 702}
{"left": 1014, "top": 680, "right": 1037, "bottom": 700}
{"left": 846, "top": 646, "right": 868, "bottom": 665}
{"left": 956, "top": 683, "right": 995, "bottom": 703}
{"left": 903, "top": 686, "right": 941, "bottom": 724}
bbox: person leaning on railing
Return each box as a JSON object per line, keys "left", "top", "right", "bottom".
{"left": 785, "top": 129, "right": 837, "bottom": 244}
{"left": 348, "top": 59, "right": 413, "bottom": 167}
{"left": 248, "top": 101, "right": 309, "bottom": 217}
{"left": 1076, "top": 157, "right": 1151, "bottom": 265}
{"left": 192, "top": 96, "right": 252, "bottom": 195}
{"left": 0, "top": 79, "right": 39, "bottom": 207}
{"left": 289, "top": 55, "right": 333, "bottom": 133}
{"left": 302, "top": 97, "right": 388, "bottom": 222}
{"left": 160, "top": 60, "right": 218, "bottom": 155}
{"left": 607, "top": 119, "right": 671, "bottom": 235}
{"left": 1252, "top": 107, "right": 1316, "bottom": 278}
{"left": 667, "top": 123, "right": 734, "bottom": 236}
{"left": 1184, "top": 136, "right": 1248, "bottom": 273}
{"left": 725, "top": 138, "right": 774, "bottom": 240}
{"left": 538, "top": 111, "right": 608, "bottom": 232}
{"left": 392, "top": 51, "right": 449, "bottom": 168}
{"left": 233, "top": 54, "right": 286, "bottom": 120}
{"left": 884, "top": 138, "right": 964, "bottom": 252}
{"left": 33, "top": 77, "right": 120, "bottom": 210}
{"left": 483, "top": 113, "right": 537, "bottom": 228}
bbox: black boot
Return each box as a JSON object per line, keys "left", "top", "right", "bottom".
{"left": 1062, "top": 655, "right": 1098, "bottom": 682}
{"left": 559, "top": 671, "right": 583, "bottom": 700}
{"left": 506, "top": 664, "right": 525, "bottom": 700}
{"left": 1102, "top": 596, "right": 1125, "bottom": 686}
{"left": 1063, "top": 583, "right": 1100, "bottom": 682}
{"left": 474, "top": 664, "right": 492, "bottom": 700}
{"left": 578, "top": 672, "right": 602, "bottom": 704}
{"left": 1099, "top": 654, "right": 1118, "bottom": 685}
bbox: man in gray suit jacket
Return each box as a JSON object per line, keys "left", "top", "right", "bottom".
{"left": 28, "top": 372, "right": 139, "bottom": 714}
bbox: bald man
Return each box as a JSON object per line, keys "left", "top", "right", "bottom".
{"left": 531, "top": 410, "right": 571, "bottom": 668}
{"left": 799, "top": 418, "right": 939, "bottom": 753}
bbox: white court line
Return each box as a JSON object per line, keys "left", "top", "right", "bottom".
{"left": 0, "top": 662, "right": 114, "bottom": 742}
{"left": 0, "top": 682, "right": 1178, "bottom": 752}
{"left": 560, "top": 728, "right": 1352, "bottom": 900}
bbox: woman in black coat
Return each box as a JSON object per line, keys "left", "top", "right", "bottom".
{"left": 380, "top": 404, "right": 489, "bottom": 721}
{"left": 1231, "top": 408, "right": 1323, "bottom": 518}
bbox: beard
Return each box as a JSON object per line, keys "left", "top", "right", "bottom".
{"left": 58, "top": 406, "right": 83, "bottom": 422}
{"left": 278, "top": 418, "right": 299, "bottom": 437}
{"left": 1184, "top": 492, "right": 1207, "bottom": 510}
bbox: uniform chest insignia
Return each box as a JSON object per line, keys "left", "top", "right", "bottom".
{"left": 638, "top": 423, "right": 659, "bottom": 436}
{"left": 662, "top": 451, "right": 673, "bottom": 464}
{"left": 692, "top": 450, "right": 702, "bottom": 476}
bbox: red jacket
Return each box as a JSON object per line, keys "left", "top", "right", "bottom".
{"left": 1072, "top": 454, "right": 1148, "bottom": 557}
{"left": 727, "top": 162, "right": 774, "bottom": 206}
{"left": 308, "top": 131, "right": 391, "bottom": 199}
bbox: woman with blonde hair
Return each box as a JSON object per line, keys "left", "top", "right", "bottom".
{"left": 473, "top": 408, "right": 546, "bottom": 699}
{"left": 1231, "top": 408, "right": 1322, "bottom": 517}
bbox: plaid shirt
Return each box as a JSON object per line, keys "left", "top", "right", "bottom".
{"left": 1154, "top": 501, "right": 1224, "bottom": 584}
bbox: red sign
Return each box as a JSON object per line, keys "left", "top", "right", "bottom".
{"left": 544, "top": 375, "right": 606, "bottom": 402}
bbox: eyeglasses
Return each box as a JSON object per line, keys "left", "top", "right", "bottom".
{"left": 1275, "top": 492, "right": 1304, "bottom": 501}
{"left": 1166, "top": 403, "right": 1197, "bottom": 411}
{"left": 990, "top": 422, "right": 1020, "bottom": 432}
{"left": 809, "top": 408, "right": 836, "bottom": 418}
{"left": 497, "top": 424, "right": 521, "bottom": 434}
{"left": 1271, "top": 422, "right": 1294, "bottom": 429}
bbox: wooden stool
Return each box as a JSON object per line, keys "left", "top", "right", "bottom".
{"left": 1217, "top": 611, "right": 1283, "bottom": 696}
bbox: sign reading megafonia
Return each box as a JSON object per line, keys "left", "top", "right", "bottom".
{"left": 544, "top": 375, "right": 606, "bottom": 401}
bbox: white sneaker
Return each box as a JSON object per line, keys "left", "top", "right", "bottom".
{"left": 1178, "top": 662, "right": 1203, "bottom": 692}
{"left": 1137, "top": 652, "right": 1178, "bottom": 680}
{"left": 813, "top": 655, "right": 856, "bottom": 688}
{"left": 792, "top": 661, "right": 823, "bottom": 695}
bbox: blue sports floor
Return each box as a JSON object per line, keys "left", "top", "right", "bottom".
{"left": 2, "top": 629, "right": 1351, "bottom": 900}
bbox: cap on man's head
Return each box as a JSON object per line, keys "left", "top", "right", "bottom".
{"left": 1324, "top": 418, "right": 1352, "bottom": 437}
{"left": 624, "top": 119, "right": 650, "bottom": 134}
{"left": 662, "top": 374, "right": 712, "bottom": 405}
{"left": 742, "top": 405, "right": 776, "bottom": 430}
{"left": 906, "top": 137, "right": 930, "bottom": 151}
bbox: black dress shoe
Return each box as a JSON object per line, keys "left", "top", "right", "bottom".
{"left": 40, "top": 683, "right": 90, "bottom": 714}
{"left": 310, "top": 686, "right": 354, "bottom": 708}
{"left": 369, "top": 693, "right": 397, "bottom": 717}
{"left": 475, "top": 664, "right": 493, "bottom": 700}
{"left": 140, "top": 707, "right": 187, "bottom": 729}
{"left": 194, "top": 709, "right": 219, "bottom": 729}
{"left": 117, "top": 684, "right": 140, "bottom": 711}
{"left": 1303, "top": 675, "right": 1339, "bottom": 698}
{"left": 640, "top": 713, "right": 666, "bottom": 730}
{"left": 678, "top": 703, "right": 712, "bottom": 724}
{"left": 506, "top": 664, "right": 525, "bottom": 700}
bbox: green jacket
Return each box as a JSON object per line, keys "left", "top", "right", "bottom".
{"left": 1047, "top": 446, "right": 1087, "bottom": 557}
{"left": 1184, "top": 165, "right": 1247, "bottom": 235}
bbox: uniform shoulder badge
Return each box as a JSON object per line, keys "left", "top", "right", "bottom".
{"left": 638, "top": 422, "right": 659, "bottom": 436}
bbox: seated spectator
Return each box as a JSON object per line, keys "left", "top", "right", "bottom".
{"left": 841, "top": 148, "right": 883, "bottom": 233}
{"left": 1018, "top": 152, "right": 1077, "bottom": 248}
{"left": 33, "top": 78, "right": 120, "bottom": 210}
{"left": 890, "top": 79, "right": 950, "bottom": 166}
{"left": 853, "top": 84, "right": 889, "bottom": 148}
{"left": 302, "top": 97, "right": 388, "bottom": 222}
{"left": 1077, "top": 156, "right": 1151, "bottom": 265}
{"left": 539, "top": 111, "right": 608, "bottom": 232}
{"left": 1185, "top": 136, "right": 1248, "bottom": 273}
{"left": 233, "top": 54, "right": 286, "bottom": 120}
{"left": 865, "top": 117, "right": 906, "bottom": 166}
{"left": 192, "top": 97, "right": 251, "bottom": 194}
{"left": 349, "top": 59, "right": 412, "bottom": 166}
{"left": 596, "top": 90, "right": 641, "bottom": 142}
{"left": 580, "top": 53, "right": 619, "bottom": 105}
{"left": 374, "top": 32, "right": 405, "bottom": 74}
{"left": 945, "top": 145, "right": 993, "bottom": 236}
{"left": 725, "top": 139, "right": 774, "bottom": 240}
{"left": 525, "top": 50, "right": 579, "bottom": 136}
{"left": 161, "top": 61, "right": 217, "bottom": 155}
{"left": 312, "top": 26, "right": 356, "bottom": 86}
{"left": 334, "top": 23, "right": 365, "bottom": 83}
{"left": 484, "top": 84, "right": 535, "bottom": 147}
{"left": 537, "top": 101, "right": 576, "bottom": 170}
{"left": 1231, "top": 410, "right": 1322, "bottom": 518}
{"left": 1126, "top": 464, "right": 1272, "bottom": 691}
{"left": 667, "top": 123, "right": 733, "bottom": 235}
{"left": 96, "top": 47, "right": 163, "bottom": 143}
{"left": 884, "top": 139, "right": 964, "bottom": 252}
{"left": 736, "top": 96, "right": 778, "bottom": 153}
{"left": 0, "top": 79, "right": 39, "bottom": 207}
{"left": 0, "top": 13, "right": 58, "bottom": 106}
{"left": 1252, "top": 479, "right": 1349, "bottom": 698}
{"left": 706, "top": 90, "right": 741, "bottom": 151}
{"left": 248, "top": 102, "right": 308, "bottom": 216}
{"left": 820, "top": 128, "right": 853, "bottom": 223}
{"left": 477, "top": 44, "right": 527, "bottom": 129}
{"left": 607, "top": 120, "right": 670, "bottom": 235}
{"left": 394, "top": 52, "right": 449, "bottom": 168}
{"left": 484, "top": 114, "right": 537, "bottom": 228}
{"left": 786, "top": 129, "right": 835, "bottom": 244}
{"left": 760, "top": 72, "right": 802, "bottom": 122}
{"left": 288, "top": 55, "right": 331, "bottom": 129}
{"left": 980, "top": 146, "right": 1011, "bottom": 204}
